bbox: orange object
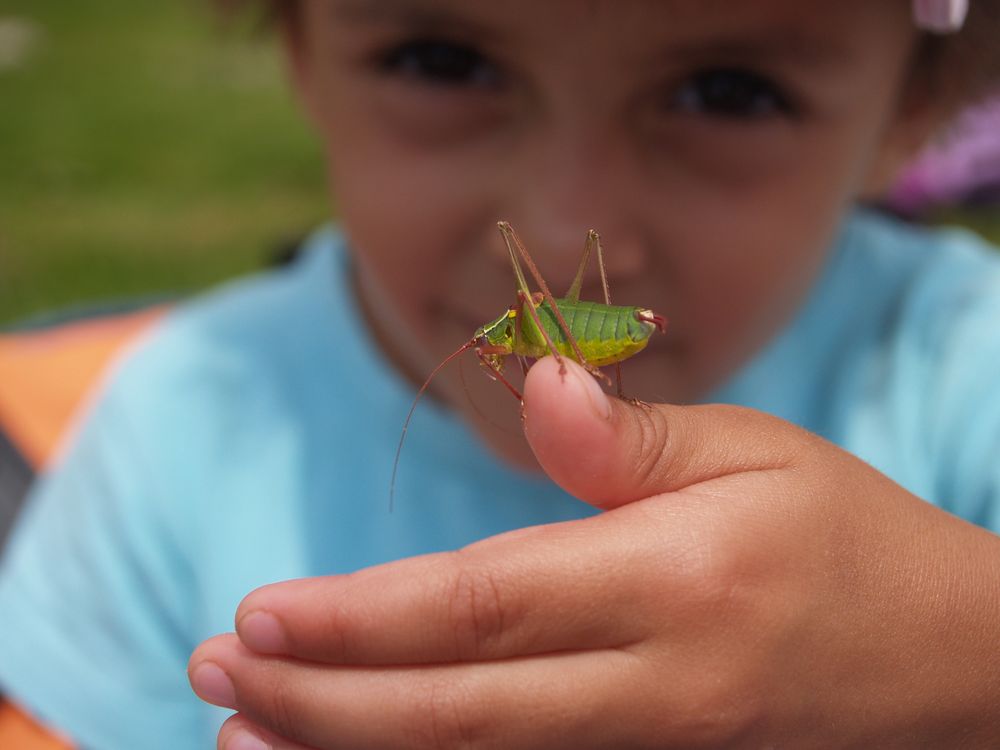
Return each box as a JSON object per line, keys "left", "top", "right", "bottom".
{"left": 0, "top": 307, "right": 169, "bottom": 748}
{"left": 0, "top": 307, "right": 168, "bottom": 469}
{"left": 0, "top": 700, "right": 74, "bottom": 750}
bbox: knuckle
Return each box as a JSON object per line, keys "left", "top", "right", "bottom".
{"left": 443, "top": 557, "right": 510, "bottom": 661}
{"left": 662, "top": 560, "right": 724, "bottom": 619}
{"left": 412, "top": 677, "right": 486, "bottom": 750}
{"left": 250, "top": 671, "right": 304, "bottom": 743}
{"left": 624, "top": 649, "right": 761, "bottom": 748}
{"left": 630, "top": 404, "right": 672, "bottom": 491}
{"left": 318, "top": 601, "right": 351, "bottom": 663}
{"left": 657, "top": 529, "right": 756, "bottom": 619}
{"left": 665, "top": 668, "right": 761, "bottom": 746}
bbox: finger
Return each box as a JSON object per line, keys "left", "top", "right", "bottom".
{"left": 233, "top": 515, "right": 654, "bottom": 663}
{"left": 192, "top": 633, "right": 647, "bottom": 750}
{"left": 218, "top": 713, "right": 317, "bottom": 750}
{"left": 522, "top": 356, "right": 809, "bottom": 509}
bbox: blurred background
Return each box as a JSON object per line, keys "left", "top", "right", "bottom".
{"left": 0, "top": 0, "right": 328, "bottom": 326}
{"left": 0, "top": 1, "right": 998, "bottom": 327}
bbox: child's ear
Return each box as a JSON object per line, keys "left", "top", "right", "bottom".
{"left": 859, "top": 76, "right": 952, "bottom": 200}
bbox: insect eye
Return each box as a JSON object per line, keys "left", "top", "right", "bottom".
{"left": 378, "top": 38, "right": 504, "bottom": 89}
{"left": 671, "top": 68, "right": 794, "bottom": 118}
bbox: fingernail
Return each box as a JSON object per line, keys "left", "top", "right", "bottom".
{"left": 238, "top": 610, "right": 287, "bottom": 654}
{"left": 191, "top": 661, "right": 236, "bottom": 709}
{"left": 574, "top": 366, "right": 612, "bottom": 420}
{"left": 225, "top": 729, "right": 271, "bottom": 750}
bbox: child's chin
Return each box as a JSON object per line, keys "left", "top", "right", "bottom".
{"left": 468, "top": 411, "right": 541, "bottom": 474}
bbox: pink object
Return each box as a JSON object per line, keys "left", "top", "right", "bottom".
{"left": 913, "top": 0, "right": 969, "bottom": 32}
{"left": 887, "top": 94, "right": 1000, "bottom": 214}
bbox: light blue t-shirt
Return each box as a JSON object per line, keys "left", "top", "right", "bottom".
{"left": 1, "top": 210, "right": 999, "bottom": 748}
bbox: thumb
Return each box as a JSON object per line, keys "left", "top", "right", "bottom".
{"left": 522, "top": 357, "right": 801, "bottom": 510}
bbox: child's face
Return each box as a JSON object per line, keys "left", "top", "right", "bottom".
{"left": 289, "top": 0, "right": 921, "bottom": 467}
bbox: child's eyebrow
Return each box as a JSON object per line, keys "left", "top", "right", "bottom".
{"left": 328, "top": 0, "right": 498, "bottom": 38}
{"left": 330, "top": 1, "right": 859, "bottom": 76}
{"left": 659, "top": 31, "right": 853, "bottom": 72}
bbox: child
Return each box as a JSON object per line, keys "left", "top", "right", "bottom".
{"left": 3, "top": 0, "right": 1000, "bottom": 747}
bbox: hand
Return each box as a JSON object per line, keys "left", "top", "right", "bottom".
{"left": 189, "top": 357, "right": 1000, "bottom": 749}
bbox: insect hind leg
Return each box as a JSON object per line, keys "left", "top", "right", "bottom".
{"left": 519, "top": 290, "right": 611, "bottom": 386}
{"left": 498, "top": 223, "right": 593, "bottom": 376}
{"left": 588, "top": 230, "right": 626, "bottom": 399}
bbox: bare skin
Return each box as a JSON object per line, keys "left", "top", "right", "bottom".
{"left": 186, "top": 0, "right": 1000, "bottom": 747}
{"left": 191, "top": 359, "right": 1000, "bottom": 748}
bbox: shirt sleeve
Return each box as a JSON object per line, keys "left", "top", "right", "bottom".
{"left": 0, "top": 350, "right": 211, "bottom": 750}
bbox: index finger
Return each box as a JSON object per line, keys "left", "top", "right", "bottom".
{"left": 234, "top": 510, "right": 656, "bottom": 665}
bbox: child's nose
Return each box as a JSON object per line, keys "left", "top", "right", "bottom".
{"left": 495, "top": 195, "right": 648, "bottom": 290}
{"left": 499, "top": 219, "right": 646, "bottom": 294}
{"left": 495, "top": 125, "right": 650, "bottom": 286}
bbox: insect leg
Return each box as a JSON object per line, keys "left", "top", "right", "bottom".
{"left": 516, "top": 286, "right": 603, "bottom": 387}
{"left": 498, "top": 222, "right": 592, "bottom": 375}
{"left": 516, "top": 290, "right": 565, "bottom": 364}
{"left": 589, "top": 230, "right": 626, "bottom": 399}
{"left": 564, "top": 230, "right": 593, "bottom": 303}
{"left": 476, "top": 347, "right": 523, "bottom": 401}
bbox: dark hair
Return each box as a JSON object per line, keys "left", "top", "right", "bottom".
{"left": 218, "top": 0, "right": 1000, "bottom": 116}
{"left": 913, "top": 0, "right": 1000, "bottom": 118}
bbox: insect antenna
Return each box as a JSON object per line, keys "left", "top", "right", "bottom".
{"left": 390, "top": 339, "right": 476, "bottom": 512}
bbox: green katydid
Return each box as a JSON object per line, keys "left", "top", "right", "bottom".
{"left": 390, "top": 221, "right": 667, "bottom": 509}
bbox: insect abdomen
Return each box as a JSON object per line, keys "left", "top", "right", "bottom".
{"left": 519, "top": 299, "right": 655, "bottom": 367}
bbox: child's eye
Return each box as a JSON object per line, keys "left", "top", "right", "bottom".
{"left": 377, "top": 39, "right": 503, "bottom": 89}
{"left": 670, "top": 68, "right": 794, "bottom": 118}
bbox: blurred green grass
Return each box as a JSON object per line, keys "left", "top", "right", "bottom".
{"left": 0, "top": 0, "right": 328, "bottom": 324}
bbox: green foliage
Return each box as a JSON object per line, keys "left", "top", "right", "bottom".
{"left": 0, "top": 0, "right": 328, "bottom": 324}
